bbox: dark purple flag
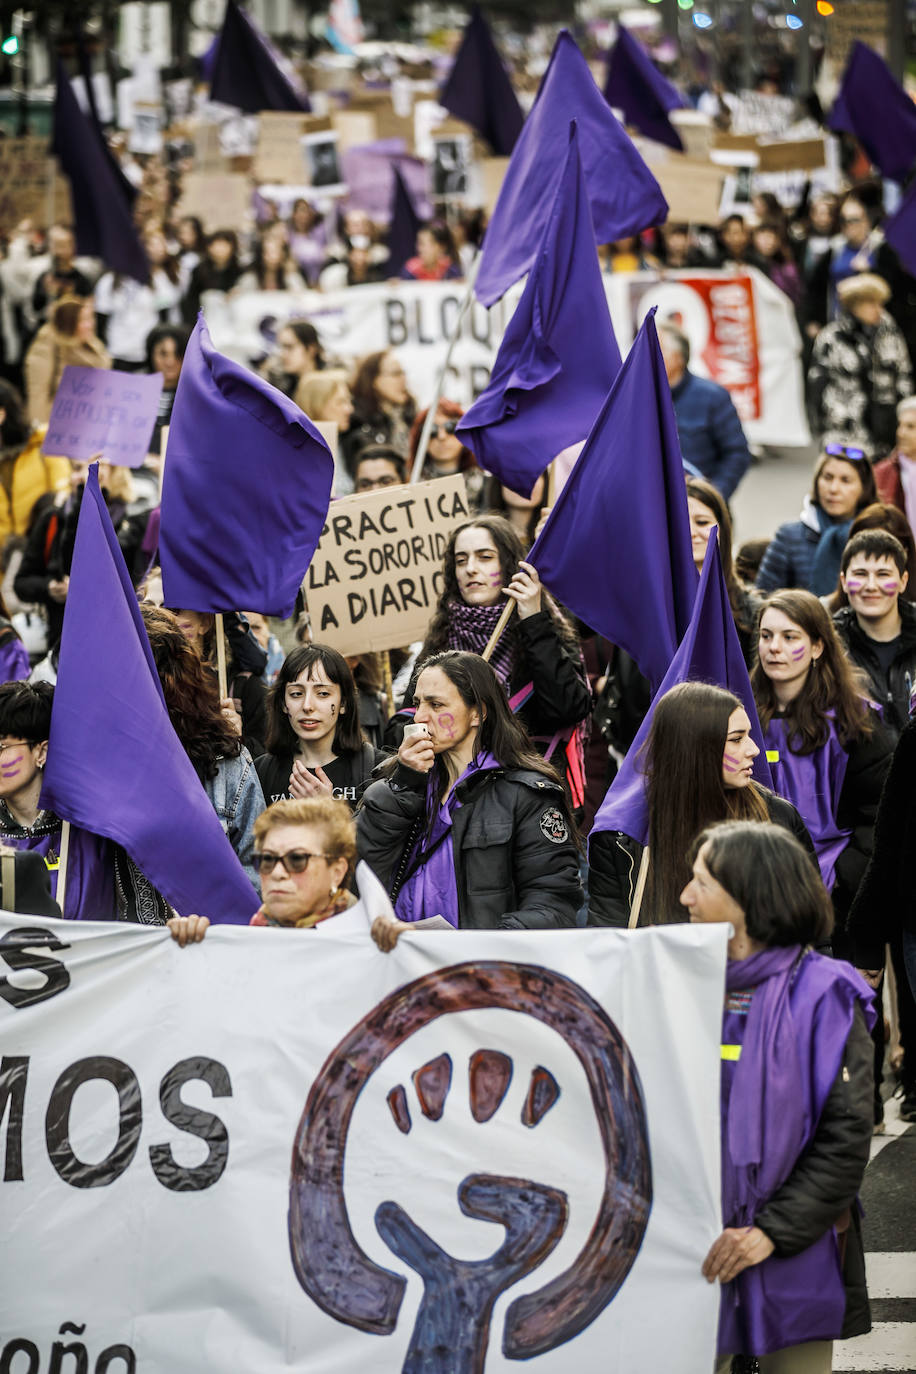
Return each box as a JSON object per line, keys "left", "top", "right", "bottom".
{"left": 604, "top": 25, "right": 685, "bottom": 152}
{"left": 52, "top": 63, "right": 149, "bottom": 284}
{"left": 41, "top": 467, "right": 260, "bottom": 925}
{"left": 885, "top": 179, "right": 916, "bottom": 278}
{"left": 527, "top": 307, "right": 697, "bottom": 692}
{"left": 210, "top": 0, "right": 310, "bottom": 113}
{"left": 591, "top": 532, "right": 771, "bottom": 845}
{"left": 475, "top": 30, "right": 668, "bottom": 307}
{"left": 387, "top": 166, "right": 421, "bottom": 277}
{"left": 439, "top": 5, "right": 524, "bottom": 157}
{"left": 458, "top": 121, "right": 621, "bottom": 498}
{"left": 829, "top": 42, "right": 916, "bottom": 182}
{"left": 159, "top": 314, "right": 333, "bottom": 617}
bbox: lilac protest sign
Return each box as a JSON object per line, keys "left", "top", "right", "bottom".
{"left": 42, "top": 366, "right": 163, "bottom": 468}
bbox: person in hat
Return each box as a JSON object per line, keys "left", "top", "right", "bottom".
{"left": 807, "top": 274, "right": 912, "bottom": 458}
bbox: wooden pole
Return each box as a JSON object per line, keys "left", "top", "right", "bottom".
{"left": 215, "top": 612, "right": 229, "bottom": 700}
{"left": 56, "top": 819, "right": 71, "bottom": 918}
{"left": 380, "top": 649, "right": 395, "bottom": 717}
{"left": 481, "top": 599, "right": 516, "bottom": 662}
{"left": 409, "top": 252, "right": 482, "bottom": 485}
{"left": 158, "top": 424, "right": 169, "bottom": 502}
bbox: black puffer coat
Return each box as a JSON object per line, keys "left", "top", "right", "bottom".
{"left": 834, "top": 601, "right": 916, "bottom": 739}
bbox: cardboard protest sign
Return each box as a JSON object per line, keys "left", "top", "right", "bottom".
{"left": 0, "top": 909, "right": 725, "bottom": 1372}
{"left": 756, "top": 137, "right": 826, "bottom": 173}
{"left": 254, "top": 111, "right": 309, "bottom": 182}
{"left": 649, "top": 156, "right": 724, "bottom": 225}
{"left": 304, "top": 474, "right": 471, "bottom": 654}
{"left": 0, "top": 137, "right": 71, "bottom": 237}
{"left": 331, "top": 109, "right": 379, "bottom": 153}
{"left": 178, "top": 171, "right": 251, "bottom": 231}
{"left": 41, "top": 367, "right": 164, "bottom": 467}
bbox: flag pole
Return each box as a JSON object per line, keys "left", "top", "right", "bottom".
{"left": 380, "top": 649, "right": 396, "bottom": 716}
{"left": 481, "top": 599, "right": 516, "bottom": 661}
{"left": 158, "top": 424, "right": 169, "bottom": 502}
{"left": 409, "top": 252, "right": 482, "bottom": 485}
{"left": 56, "top": 819, "right": 71, "bottom": 916}
{"left": 215, "top": 613, "right": 229, "bottom": 700}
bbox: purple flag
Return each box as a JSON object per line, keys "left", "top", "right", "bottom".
{"left": 475, "top": 30, "right": 668, "bottom": 308}
{"left": 439, "top": 6, "right": 524, "bottom": 157}
{"left": 387, "top": 166, "right": 421, "bottom": 277}
{"left": 604, "top": 25, "right": 685, "bottom": 152}
{"left": 457, "top": 122, "right": 621, "bottom": 498}
{"left": 41, "top": 467, "right": 260, "bottom": 925}
{"left": 885, "top": 178, "right": 916, "bottom": 278}
{"left": 210, "top": 0, "right": 310, "bottom": 113}
{"left": 828, "top": 42, "right": 916, "bottom": 182}
{"left": 159, "top": 314, "right": 333, "bottom": 617}
{"left": 592, "top": 532, "right": 772, "bottom": 845}
{"left": 52, "top": 63, "right": 149, "bottom": 284}
{"left": 527, "top": 308, "right": 697, "bottom": 692}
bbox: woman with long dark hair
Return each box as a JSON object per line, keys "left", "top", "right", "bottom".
{"left": 359, "top": 650, "right": 582, "bottom": 938}
{"left": 588, "top": 681, "right": 813, "bottom": 928}
{"left": 752, "top": 590, "right": 893, "bottom": 929}
{"left": 344, "top": 349, "right": 416, "bottom": 470}
{"left": 686, "top": 475, "right": 760, "bottom": 663}
{"left": 254, "top": 644, "right": 383, "bottom": 808}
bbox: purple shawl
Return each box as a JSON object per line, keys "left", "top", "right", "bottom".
{"left": 719, "top": 946, "right": 875, "bottom": 1356}
{"left": 446, "top": 598, "right": 519, "bottom": 687}
{"left": 764, "top": 717, "right": 851, "bottom": 891}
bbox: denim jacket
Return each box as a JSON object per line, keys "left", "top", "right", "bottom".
{"left": 204, "top": 748, "right": 265, "bottom": 891}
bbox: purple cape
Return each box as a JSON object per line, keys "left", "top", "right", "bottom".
{"left": 762, "top": 717, "right": 851, "bottom": 891}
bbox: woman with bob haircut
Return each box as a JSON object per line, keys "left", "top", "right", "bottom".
{"left": 358, "top": 650, "right": 582, "bottom": 939}
{"left": 588, "top": 681, "right": 814, "bottom": 928}
{"left": 753, "top": 589, "right": 893, "bottom": 928}
{"left": 255, "top": 645, "right": 384, "bottom": 810}
{"left": 683, "top": 820, "right": 874, "bottom": 1373}
{"left": 395, "top": 515, "right": 591, "bottom": 802}
{"left": 169, "top": 796, "right": 358, "bottom": 943}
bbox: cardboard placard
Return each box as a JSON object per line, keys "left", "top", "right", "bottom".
{"left": 331, "top": 110, "right": 379, "bottom": 153}
{"left": 0, "top": 138, "right": 72, "bottom": 236}
{"left": 304, "top": 474, "right": 471, "bottom": 655}
{"left": 178, "top": 172, "right": 251, "bottom": 231}
{"left": 480, "top": 156, "right": 509, "bottom": 215}
{"left": 42, "top": 366, "right": 164, "bottom": 468}
{"left": 192, "top": 122, "right": 226, "bottom": 172}
{"left": 254, "top": 112, "right": 308, "bottom": 182}
{"left": 756, "top": 137, "right": 826, "bottom": 173}
{"left": 651, "top": 157, "right": 724, "bottom": 227}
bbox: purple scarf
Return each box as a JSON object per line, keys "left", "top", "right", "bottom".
{"left": 764, "top": 717, "right": 851, "bottom": 891}
{"left": 446, "top": 599, "right": 519, "bottom": 687}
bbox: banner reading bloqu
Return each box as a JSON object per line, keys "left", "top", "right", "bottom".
{"left": 304, "top": 474, "right": 471, "bottom": 655}
{"left": 0, "top": 914, "right": 726, "bottom": 1373}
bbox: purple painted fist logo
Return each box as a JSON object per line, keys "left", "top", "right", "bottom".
{"left": 289, "top": 961, "right": 652, "bottom": 1371}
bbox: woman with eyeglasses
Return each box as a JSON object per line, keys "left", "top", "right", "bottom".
{"left": 255, "top": 645, "right": 384, "bottom": 811}
{"left": 168, "top": 796, "right": 358, "bottom": 943}
{"left": 344, "top": 350, "right": 416, "bottom": 474}
{"left": 756, "top": 446, "right": 877, "bottom": 596}
{"left": 408, "top": 399, "right": 485, "bottom": 511}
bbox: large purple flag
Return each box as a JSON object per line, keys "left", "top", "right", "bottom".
{"left": 160, "top": 315, "right": 333, "bottom": 617}
{"left": 591, "top": 532, "right": 772, "bottom": 845}
{"left": 210, "top": 0, "right": 310, "bottom": 113}
{"left": 41, "top": 467, "right": 260, "bottom": 925}
{"left": 457, "top": 122, "right": 621, "bottom": 498}
{"left": 828, "top": 42, "right": 916, "bottom": 182}
{"left": 475, "top": 30, "right": 668, "bottom": 308}
{"left": 527, "top": 308, "right": 697, "bottom": 692}
{"left": 52, "top": 63, "right": 149, "bottom": 284}
{"left": 604, "top": 25, "right": 685, "bottom": 152}
{"left": 439, "top": 6, "right": 524, "bottom": 157}
{"left": 885, "top": 179, "right": 916, "bottom": 278}
{"left": 387, "top": 166, "right": 421, "bottom": 277}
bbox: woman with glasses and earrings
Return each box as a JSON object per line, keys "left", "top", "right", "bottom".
{"left": 254, "top": 645, "right": 384, "bottom": 810}
{"left": 757, "top": 445, "right": 877, "bottom": 596}
{"left": 408, "top": 399, "right": 485, "bottom": 511}
{"left": 168, "top": 796, "right": 358, "bottom": 943}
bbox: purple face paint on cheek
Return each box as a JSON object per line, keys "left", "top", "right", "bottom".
{"left": 437, "top": 712, "right": 456, "bottom": 739}
{"left": 489, "top": 571, "right": 502, "bottom": 585}
{"left": 844, "top": 578, "right": 864, "bottom": 594}
{"left": 880, "top": 581, "right": 900, "bottom": 594}
{"left": 723, "top": 753, "right": 741, "bottom": 770}
{"left": 791, "top": 645, "right": 806, "bottom": 660}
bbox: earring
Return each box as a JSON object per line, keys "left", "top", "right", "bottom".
{"left": 329, "top": 886, "right": 338, "bottom": 900}
{"left": 37, "top": 762, "right": 45, "bottom": 770}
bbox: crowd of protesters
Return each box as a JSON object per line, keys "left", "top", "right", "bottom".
{"left": 0, "top": 23, "right": 914, "bottom": 1374}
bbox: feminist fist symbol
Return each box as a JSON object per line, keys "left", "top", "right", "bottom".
{"left": 289, "top": 961, "right": 652, "bottom": 1371}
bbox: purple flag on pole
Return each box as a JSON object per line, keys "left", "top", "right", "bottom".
{"left": 387, "top": 166, "right": 422, "bottom": 277}
{"left": 475, "top": 30, "right": 668, "bottom": 308}
{"left": 439, "top": 6, "right": 524, "bottom": 157}
{"left": 828, "top": 42, "right": 916, "bottom": 182}
{"left": 210, "top": 0, "right": 310, "bottom": 113}
{"left": 527, "top": 307, "right": 697, "bottom": 692}
{"left": 160, "top": 314, "right": 333, "bottom": 617}
{"left": 884, "top": 179, "right": 916, "bottom": 278}
{"left": 591, "top": 531, "right": 772, "bottom": 845}
{"left": 52, "top": 62, "right": 149, "bottom": 284}
{"left": 457, "top": 121, "right": 621, "bottom": 498}
{"left": 604, "top": 25, "right": 685, "bottom": 152}
{"left": 41, "top": 467, "right": 260, "bottom": 925}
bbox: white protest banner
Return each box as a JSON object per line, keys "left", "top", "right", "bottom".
{"left": 305, "top": 473, "right": 471, "bottom": 654}
{"left": 0, "top": 912, "right": 726, "bottom": 1372}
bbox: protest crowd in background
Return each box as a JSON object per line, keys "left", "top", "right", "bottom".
{"left": 1, "top": 2, "right": 916, "bottom": 1371}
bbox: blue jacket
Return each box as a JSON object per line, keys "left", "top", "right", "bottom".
{"left": 670, "top": 370, "right": 752, "bottom": 499}
{"left": 204, "top": 748, "right": 265, "bottom": 891}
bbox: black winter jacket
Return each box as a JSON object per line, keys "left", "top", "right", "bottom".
{"left": 829, "top": 711, "right": 895, "bottom": 936}
{"left": 255, "top": 742, "right": 384, "bottom": 809}
{"left": 587, "top": 787, "right": 815, "bottom": 928}
{"left": 833, "top": 600, "right": 916, "bottom": 739}
{"left": 847, "top": 715, "right": 916, "bottom": 967}
{"left": 356, "top": 759, "right": 583, "bottom": 929}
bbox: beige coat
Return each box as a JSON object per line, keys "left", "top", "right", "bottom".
{"left": 24, "top": 324, "right": 112, "bottom": 427}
